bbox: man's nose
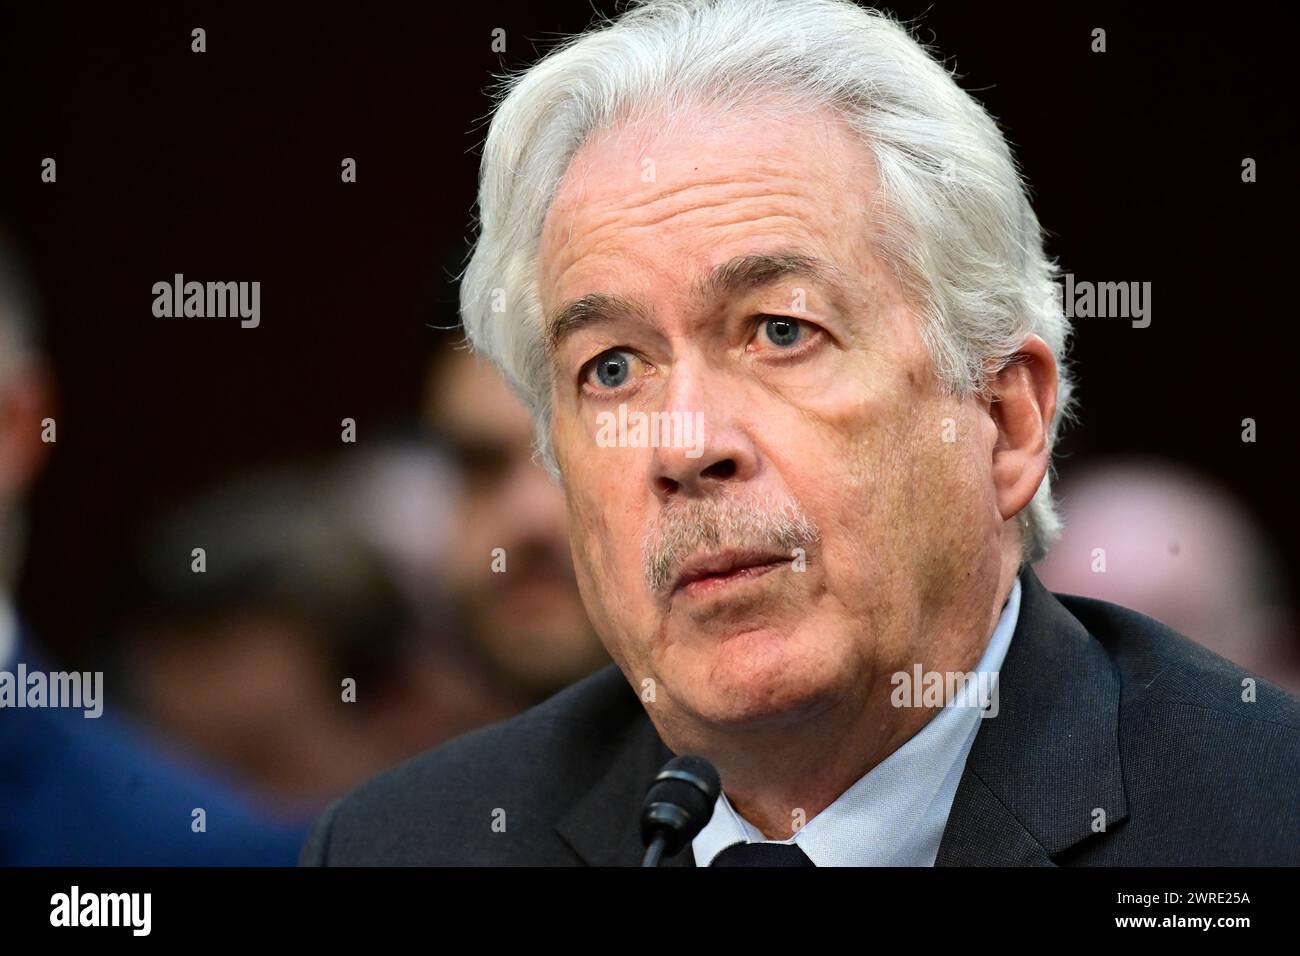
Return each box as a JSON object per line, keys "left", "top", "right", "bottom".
{"left": 649, "top": 362, "right": 759, "bottom": 500}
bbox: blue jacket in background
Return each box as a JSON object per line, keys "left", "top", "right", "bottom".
{"left": 0, "top": 632, "right": 311, "bottom": 866}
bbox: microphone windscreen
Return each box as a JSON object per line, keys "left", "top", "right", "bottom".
{"left": 640, "top": 755, "right": 721, "bottom": 852}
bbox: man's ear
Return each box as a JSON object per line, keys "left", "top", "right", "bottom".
{"left": 989, "top": 334, "right": 1057, "bottom": 522}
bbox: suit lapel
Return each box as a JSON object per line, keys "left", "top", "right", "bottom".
{"left": 554, "top": 713, "right": 697, "bottom": 866}
{"left": 936, "top": 565, "right": 1129, "bottom": 865}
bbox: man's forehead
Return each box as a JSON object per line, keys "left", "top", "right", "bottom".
{"left": 537, "top": 106, "right": 878, "bottom": 350}
{"left": 540, "top": 102, "right": 868, "bottom": 242}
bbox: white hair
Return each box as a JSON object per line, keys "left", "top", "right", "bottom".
{"left": 457, "top": 0, "right": 1076, "bottom": 563}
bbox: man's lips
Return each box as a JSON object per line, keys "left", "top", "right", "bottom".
{"left": 669, "top": 550, "right": 789, "bottom": 599}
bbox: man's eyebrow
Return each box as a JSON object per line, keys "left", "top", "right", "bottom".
{"left": 545, "top": 292, "right": 649, "bottom": 357}
{"left": 544, "top": 251, "right": 848, "bottom": 356}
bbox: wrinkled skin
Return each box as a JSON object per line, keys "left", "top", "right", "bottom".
{"left": 536, "top": 102, "right": 1055, "bottom": 837}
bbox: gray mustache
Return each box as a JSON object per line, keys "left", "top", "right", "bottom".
{"left": 642, "top": 496, "right": 822, "bottom": 594}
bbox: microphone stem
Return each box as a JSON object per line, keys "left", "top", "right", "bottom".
{"left": 641, "top": 832, "right": 668, "bottom": 867}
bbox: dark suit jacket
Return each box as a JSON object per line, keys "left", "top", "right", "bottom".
{"left": 300, "top": 565, "right": 1300, "bottom": 865}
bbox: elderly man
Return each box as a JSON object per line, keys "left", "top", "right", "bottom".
{"left": 302, "top": 0, "right": 1299, "bottom": 866}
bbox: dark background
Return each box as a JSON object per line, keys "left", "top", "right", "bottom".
{"left": 1, "top": 1, "right": 1295, "bottom": 663}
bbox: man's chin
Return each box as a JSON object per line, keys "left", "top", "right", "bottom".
{"left": 684, "top": 630, "right": 836, "bottom": 729}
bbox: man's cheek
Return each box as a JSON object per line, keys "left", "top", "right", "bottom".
{"left": 571, "top": 546, "right": 641, "bottom": 670}
{"left": 571, "top": 554, "right": 608, "bottom": 630}
{"left": 564, "top": 479, "right": 630, "bottom": 598}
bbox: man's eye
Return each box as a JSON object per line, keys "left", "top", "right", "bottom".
{"left": 757, "top": 316, "right": 804, "bottom": 348}
{"left": 585, "top": 349, "right": 635, "bottom": 389}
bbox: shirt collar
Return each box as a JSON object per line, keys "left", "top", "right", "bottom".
{"left": 693, "top": 576, "right": 1021, "bottom": 865}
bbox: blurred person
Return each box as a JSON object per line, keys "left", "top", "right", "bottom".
{"left": 1036, "top": 460, "right": 1300, "bottom": 693}
{"left": 324, "top": 438, "right": 525, "bottom": 731}
{"left": 117, "top": 461, "right": 506, "bottom": 814}
{"left": 326, "top": 438, "right": 463, "bottom": 627}
{"left": 305, "top": 0, "right": 1299, "bottom": 866}
{"left": 0, "top": 233, "right": 307, "bottom": 865}
{"left": 422, "top": 333, "right": 609, "bottom": 705}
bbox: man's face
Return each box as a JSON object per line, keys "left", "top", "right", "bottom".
{"left": 538, "top": 104, "right": 1003, "bottom": 749}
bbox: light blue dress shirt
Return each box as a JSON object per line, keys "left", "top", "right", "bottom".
{"left": 693, "top": 576, "right": 1021, "bottom": 866}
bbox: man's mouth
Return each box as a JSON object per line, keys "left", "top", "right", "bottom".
{"left": 669, "top": 549, "right": 789, "bottom": 600}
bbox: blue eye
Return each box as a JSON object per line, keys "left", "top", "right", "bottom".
{"left": 592, "top": 350, "right": 630, "bottom": 388}
{"left": 763, "top": 317, "right": 802, "bottom": 347}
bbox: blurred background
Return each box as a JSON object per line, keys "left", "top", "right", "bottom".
{"left": 0, "top": 2, "right": 1295, "bottom": 864}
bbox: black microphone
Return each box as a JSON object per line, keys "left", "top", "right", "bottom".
{"left": 640, "top": 755, "right": 721, "bottom": 866}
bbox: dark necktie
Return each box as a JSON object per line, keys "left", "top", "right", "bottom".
{"left": 709, "top": 841, "right": 816, "bottom": 866}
